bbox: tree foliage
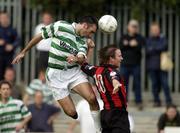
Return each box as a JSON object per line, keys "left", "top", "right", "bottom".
{"left": 29, "top": 0, "right": 180, "bottom": 19}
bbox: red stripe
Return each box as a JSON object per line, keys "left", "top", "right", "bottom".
{"left": 120, "top": 80, "right": 127, "bottom": 107}
{"left": 104, "top": 77, "right": 122, "bottom": 108}
{"left": 95, "top": 67, "right": 111, "bottom": 109}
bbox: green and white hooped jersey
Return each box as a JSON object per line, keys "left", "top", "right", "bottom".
{"left": 0, "top": 98, "right": 31, "bottom": 133}
{"left": 41, "top": 21, "right": 88, "bottom": 70}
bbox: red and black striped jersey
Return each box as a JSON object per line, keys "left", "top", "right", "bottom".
{"left": 81, "top": 63, "right": 127, "bottom": 110}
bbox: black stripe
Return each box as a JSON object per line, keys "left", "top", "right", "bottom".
{"left": 118, "top": 80, "right": 126, "bottom": 108}
{"left": 102, "top": 68, "right": 115, "bottom": 109}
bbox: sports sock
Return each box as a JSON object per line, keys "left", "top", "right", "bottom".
{"left": 91, "top": 110, "right": 101, "bottom": 132}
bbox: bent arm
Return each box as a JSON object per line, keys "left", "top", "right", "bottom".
{"left": 21, "top": 33, "right": 42, "bottom": 54}
{"left": 12, "top": 34, "right": 43, "bottom": 64}
{"left": 22, "top": 114, "right": 32, "bottom": 126}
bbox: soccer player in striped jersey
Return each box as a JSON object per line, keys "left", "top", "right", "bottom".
{"left": 0, "top": 80, "right": 32, "bottom": 133}
{"left": 79, "top": 45, "right": 130, "bottom": 133}
{"left": 12, "top": 16, "right": 101, "bottom": 132}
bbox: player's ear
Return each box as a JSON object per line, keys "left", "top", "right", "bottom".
{"left": 83, "top": 23, "right": 88, "bottom": 29}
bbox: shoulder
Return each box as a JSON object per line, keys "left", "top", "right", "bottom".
{"left": 10, "top": 99, "right": 24, "bottom": 107}
{"left": 159, "top": 113, "right": 166, "bottom": 120}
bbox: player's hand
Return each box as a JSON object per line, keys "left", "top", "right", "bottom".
{"left": 15, "top": 123, "right": 24, "bottom": 132}
{"left": 5, "top": 44, "right": 13, "bottom": 52}
{"left": 87, "top": 38, "right": 95, "bottom": 48}
{"left": 129, "top": 39, "right": 138, "bottom": 47}
{"left": 12, "top": 52, "right": 25, "bottom": 64}
{"left": 67, "top": 55, "right": 77, "bottom": 64}
{"left": 47, "top": 117, "right": 53, "bottom": 125}
{"left": 112, "top": 79, "right": 122, "bottom": 94}
{"left": 0, "top": 39, "right": 5, "bottom": 46}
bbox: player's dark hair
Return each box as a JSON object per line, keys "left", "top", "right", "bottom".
{"left": 98, "top": 45, "right": 118, "bottom": 65}
{"left": 78, "top": 15, "right": 98, "bottom": 29}
{"left": 166, "top": 104, "right": 177, "bottom": 110}
{"left": 0, "top": 80, "right": 12, "bottom": 89}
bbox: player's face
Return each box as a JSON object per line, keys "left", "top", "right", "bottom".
{"left": 0, "top": 13, "right": 10, "bottom": 27}
{"left": 0, "top": 84, "right": 11, "bottom": 99}
{"left": 150, "top": 25, "right": 160, "bottom": 37}
{"left": 34, "top": 91, "right": 43, "bottom": 105}
{"left": 166, "top": 107, "right": 177, "bottom": 120}
{"left": 80, "top": 23, "right": 97, "bottom": 38}
{"left": 110, "top": 49, "right": 123, "bottom": 68}
{"left": 4, "top": 69, "right": 15, "bottom": 82}
{"left": 42, "top": 13, "right": 53, "bottom": 25}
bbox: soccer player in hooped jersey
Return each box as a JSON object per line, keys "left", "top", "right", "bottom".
{"left": 12, "top": 16, "right": 101, "bottom": 132}
{"left": 71, "top": 45, "right": 130, "bottom": 133}
{"left": 0, "top": 80, "right": 32, "bottom": 133}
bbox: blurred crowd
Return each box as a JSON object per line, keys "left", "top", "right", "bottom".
{"left": 0, "top": 10, "right": 179, "bottom": 133}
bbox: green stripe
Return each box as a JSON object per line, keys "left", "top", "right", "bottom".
{"left": 58, "top": 26, "right": 75, "bottom": 36}
{"left": 57, "top": 36, "right": 78, "bottom": 50}
{"left": 50, "top": 23, "right": 55, "bottom": 37}
{"left": 76, "top": 37, "right": 86, "bottom": 45}
{"left": 78, "top": 50, "right": 86, "bottom": 54}
{"left": 21, "top": 111, "right": 29, "bottom": 116}
{"left": 51, "top": 42, "right": 70, "bottom": 53}
{"left": 0, "top": 110, "right": 21, "bottom": 117}
{"left": 1, "top": 127, "right": 15, "bottom": 132}
{"left": 49, "top": 52, "right": 67, "bottom": 62}
{"left": 42, "top": 27, "right": 49, "bottom": 38}
{"left": 0, "top": 118, "right": 21, "bottom": 125}
{"left": 48, "top": 63, "right": 78, "bottom": 70}
{"left": 0, "top": 104, "right": 17, "bottom": 109}
{"left": 79, "top": 46, "right": 88, "bottom": 51}
{"left": 45, "top": 68, "right": 50, "bottom": 81}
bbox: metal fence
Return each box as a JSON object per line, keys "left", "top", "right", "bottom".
{"left": 0, "top": 0, "right": 179, "bottom": 92}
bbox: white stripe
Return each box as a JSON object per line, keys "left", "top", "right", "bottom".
{"left": 48, "top": 57, "right": 65, "bottom": 66}
{"left": 48, "top": 57, "right": 76, "bottom": 66}
{"left": 50, "top": 46, "right": 71, "bottom": 57}
{"left": 0, "top": 106, "right": 20, "bottom": 114}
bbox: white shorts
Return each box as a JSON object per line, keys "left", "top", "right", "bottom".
{"left": 46, "top": 66, "right": 88, "bottom": 100}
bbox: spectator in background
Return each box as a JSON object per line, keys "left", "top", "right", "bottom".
{"left": 0, "top": 11, "right": 20, "bottom": 80}
{"left": 158, "top": 104, "right": 180, "bottom": 133}
{"left": 25, "top": 69, "right": 53, "bottom": 104}
{"left": 119, "top": 19, "right": 145, "bottom": 110}
{"left": 34, "top": 11, "right": 53, "bottom": 71}
{"left": 0, "top": 80, "right": 32, "bottom": 133}
{"left": 28, "top": 91, "right": 60, "bottom": 132}
{"left": 146, "top": 22, "right": 172, "bottom": 107}
{"left": 4, "top": 67, "right": 25, "bottom": 99}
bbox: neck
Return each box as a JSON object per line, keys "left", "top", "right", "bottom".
{"left": 75, "top": 24, "right": 81, "bottom": 36}
{"left": 36, "top": 103, "right": 43, "bottom": 109}
{"left": 128, "top": 32, "right": 136, "bottom": 36}
{"left": 1, "top": 97, "right": 9, "bottom": 104}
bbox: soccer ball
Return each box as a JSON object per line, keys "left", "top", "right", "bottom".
{"left": 98, "top": 15, "right": 117, "bottom": 34}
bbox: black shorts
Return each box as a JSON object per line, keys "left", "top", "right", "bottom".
{"left": 100, "top": 108, "right": 130, "bottom": 133}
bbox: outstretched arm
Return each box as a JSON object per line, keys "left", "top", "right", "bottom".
{"left": 87, "top": 39, "right": 95, "bottom": 62}
{"left": 12, "top": 33, "right": 42, "bottom": 64}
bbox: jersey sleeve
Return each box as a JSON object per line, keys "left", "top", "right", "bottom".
{"left": 107, "top": 69, "right": 121, "bottom": 82}
{"left": 81, "top": 63, "right": 97, "bottom": 77}
{"left": 41, "top": 21, "right": 60, "bottom": 39}
{"left": 20, "top": 103, "right": 31, "bottom": 118}
{"left": 78, "top": 43, "right": 88, "bottom": 58}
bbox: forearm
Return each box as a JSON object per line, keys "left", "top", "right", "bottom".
{"left": 21, "top": 34, "right": 42, "bottom": 54}
{"left": 76, "top": 54, "right": 86, "bottom": 65}
{"left": 21, "top": 115, "right": 32, "bottom": 126}
{"left": 87, "top": 48, "right": 94, "bottom": 63}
